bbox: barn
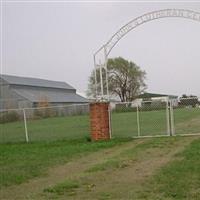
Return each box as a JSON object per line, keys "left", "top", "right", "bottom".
{"left": 0, "top": 74, "right": 88, "bottom": 110}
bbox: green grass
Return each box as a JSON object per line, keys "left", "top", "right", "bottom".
{"left": 137, "top": 138, "right": 200, "bottom": 199}
{"left": 0, "top": 107, "right": 199, "bottom": 190}
{"left": 42, "top": 137, "right": 199, "bottom": 200}
{"left": 86, "top": 159, "right": 121, "bottom": 173}
{"left": 43, "top": 179, "right": 80, "bottom": 195}
{"left": 174, "top": 108, "right": 200, "bottom": 135}
{"left": 0, "top": 115, "right": 90, "bottom": 143}
{"left": 0, "top": 138, "right": 128, "bottom": 188}
{"left": 86, "top": 137, "right": 181, "bottom": 173}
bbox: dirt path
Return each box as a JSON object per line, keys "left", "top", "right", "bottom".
{"left": 71, "top": 137, "right": 194, "bottom": 200}
{"left": 0, "top": 139, "right": 145, "bottom": 200}
{"left": 48, "top": 136, "right": 198, "bottom": 200}
{"left": 1, "top": 136, "right": 198, "bottom": 200}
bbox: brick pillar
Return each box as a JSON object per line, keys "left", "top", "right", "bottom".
{"left": 90, "top": 102, "right": 110, "bottom": 141}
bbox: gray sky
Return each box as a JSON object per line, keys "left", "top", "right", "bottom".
{"left": 1, "top": 1, "right": 200, "bottom": 97}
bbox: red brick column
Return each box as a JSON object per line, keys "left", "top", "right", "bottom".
{"left": 90, "top": 102, "right": 110, "bottom": 141}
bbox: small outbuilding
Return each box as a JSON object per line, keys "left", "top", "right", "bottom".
{"left": 132, "top": 92, "right": 178, "bottom": 107}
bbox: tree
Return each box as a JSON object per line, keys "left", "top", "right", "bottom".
{"left": 87, "top": 57, "right": 146, "bottom": 102}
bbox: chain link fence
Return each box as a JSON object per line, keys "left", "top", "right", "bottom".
{"left": 0, "top": 104, "right": 90, "bottom": 143}
{"left": 0, "top": 109, "right": 26, "bottom": 143}
{"left": 110, "top": 97, "right": 200, "bottom": 138}
{"left": 110, "top": 102, "right": 138, "bottom": 138}
{"left": 1, "top": 97, "right": 200, "bottom": 143}
{"left": 138, "top": 100, "right": 169, "bottom": 137}
{"left": 172, "top": 97, "right": 200, "bottom": 136}
{"left": 111, "top": 100, "right": 169, "bottom": 138}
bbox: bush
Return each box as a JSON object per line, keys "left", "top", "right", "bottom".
{"left": 113, "top": 103, "right": 137, "bottom": 113}
{"left": 33, "top": 99, "right": 57, "bottom": 119}
{"left": 85, "top": 136, "right": 92, "bottom": 142}
{"left": 34, "top": 107, "right": 57, "bottom": 119}
{"left": 0, "top": 111, "right": 20, "bottom": 124}
{"left": 140, "top": 101, "right": 166, "bottom": 112}
{"left": 179, "top": 98, "right": 199, "bottom": 108}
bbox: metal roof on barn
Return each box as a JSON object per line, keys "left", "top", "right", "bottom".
{"left": 1, "top": 74, "right": 75, "bottom": 90}
{"left": 0, "top": 74, "right": 88, "bottom": 103}
{"left": 13, "top": 88, "right": 88, "bottom": 103}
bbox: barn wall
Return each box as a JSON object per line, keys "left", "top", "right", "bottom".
{"left": 0, "top": 77, "right": 31, "bottom": 110}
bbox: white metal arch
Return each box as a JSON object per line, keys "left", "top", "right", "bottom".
{"left": 94, "top": 9, "right": 200, "bottom": 100}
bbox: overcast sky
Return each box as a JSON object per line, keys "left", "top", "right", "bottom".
{"left": 1, "top": 1, "right": 200, "bottom": 97}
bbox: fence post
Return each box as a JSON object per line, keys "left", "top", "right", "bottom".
{"left": 23, "top": 109, "right": 29, "bottom": 143}
{"left": 169, "top": 101, "right": 175, "bottom": 136}
{"left": 166, "top": 100, "right": 171, "bottom": 136}
{"left": 108, "top": 104, "right": 112, "bottom": 139}
{"left": 136, "top": 106, "right": 141, "bottom": 137}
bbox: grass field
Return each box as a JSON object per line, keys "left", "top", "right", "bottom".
{"left": 0, "top": 139, "right": 128, "bottom": 188}
{"left": 0, "top": 115, "right": 90, "bottom": 143}
{"left": 174, "top": 108, "right": 200, "bottom": 134}
{"left": 1, "top": 107, "right": 199, "bottom": 199}
{"left": 1, "top": 136, "right": 200, "bottom": 199}
{"left": 1, "top": 107, "right": 200, "bottom": 143}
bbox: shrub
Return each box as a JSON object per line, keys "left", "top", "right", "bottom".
{"left": 34, "top": 107, "right": 57, "bottom": 119}
{"left": 179, "top": 97, "right": 199, "bottom": 108}
{"left": 114, "top": 103, "right": 137, "bottom": 113}
{"left": 85, "top": 136, "right": 92, "bottom": 142}
{"left": 34, "top": 99, "right": 56, "bottom": 119}
{"left": 0, "top": 111, "right": 20, "bottom": 124}
{"left": 141, "top": 100, "right": 166, "bottom": 111}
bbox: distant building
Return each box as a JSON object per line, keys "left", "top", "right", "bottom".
{"left": 133, "top": 92, "right": 178, "bottom": 107}
{"left": 0, "top": 74, "right": 88, "bottom": 109}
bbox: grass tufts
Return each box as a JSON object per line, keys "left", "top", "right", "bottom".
{"left": 43, "top": 180, "right": 80, "bottom": 195}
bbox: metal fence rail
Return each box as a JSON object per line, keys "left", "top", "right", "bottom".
{"left": 0, "top": 104, "right": 90, "bottom": 143}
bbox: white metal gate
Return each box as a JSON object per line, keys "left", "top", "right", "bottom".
{"left": 110, "top": 97, "right": 200, "bottom": 138}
